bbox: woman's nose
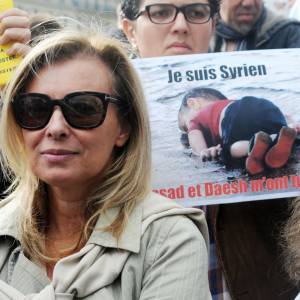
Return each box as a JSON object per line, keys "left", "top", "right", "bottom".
{"left": 171, "top": 11, "right": 189, "bottom": 33}
{"left": 45, "top": 107, "right": 70, "bottom": 139}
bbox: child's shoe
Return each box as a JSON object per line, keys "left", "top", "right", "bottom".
{"left": 246, "top": 131, "right": 272, "bottom": 175}
{"left": 265, "top": 126, "right": 297, "bottom": 169}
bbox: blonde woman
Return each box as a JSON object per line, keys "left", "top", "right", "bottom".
{"left": 0, "top": 29, "right": 211, "bottom": 299}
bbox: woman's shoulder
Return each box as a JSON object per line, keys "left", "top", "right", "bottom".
{"left": 140, "top": 192, "right": 209, "bottom": 248}
{"left": 132, "top": 197, "right": 211, "bottom": 300}
{"left": 121, "top": 208, "right": 211, "bottom": 300}
{"left": 143, "top": 211, "right": 207, "bottom": 255}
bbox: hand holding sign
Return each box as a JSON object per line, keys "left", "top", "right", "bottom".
{"left": 0, "top": 7, "right": 31, "bottom": 56}
{"left": 0, "top": 1, "right": 31, "bottom": 86}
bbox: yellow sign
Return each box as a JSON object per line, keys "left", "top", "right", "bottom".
{"left": 0, "top": 0, "right": 14, "bottom": 11}
{"left": 0, "top": 0, "right": 22, "bottom": 87}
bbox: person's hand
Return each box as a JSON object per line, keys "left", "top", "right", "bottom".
{"left": 199, "top": 144, "right": 222, "bottom": 161}
{"left": 0, "top": 8, "right": 31, "bottom": 56}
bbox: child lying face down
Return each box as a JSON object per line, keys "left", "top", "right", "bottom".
{"left": 178, "top": 87, "right": 298, "bottom": 175}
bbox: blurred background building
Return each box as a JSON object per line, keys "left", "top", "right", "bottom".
{"left": 265, "top": 0, "right": 295, "bottom": 15}
{"left": 14, "top": 0, "right": 119, "bottom": 26}
{"left": 13, "top": 0, "right": 300, "bottom": 27}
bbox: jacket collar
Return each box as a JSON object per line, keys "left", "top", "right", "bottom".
{"left": 0, "top": 195, "right": 144, "bottom": 254}
{"left": 0, "top": 193, "right": 208, "bottom": 255}
{"left": 88, "top": 202, "right": 143, "bottom": 253}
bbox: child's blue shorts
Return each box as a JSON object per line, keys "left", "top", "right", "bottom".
{"left": 221, "top": 96, "right": 287, "bottom": 165}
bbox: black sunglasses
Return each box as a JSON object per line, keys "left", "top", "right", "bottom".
{"left": 12, "top": 91, "right": 124, "bottom": 130}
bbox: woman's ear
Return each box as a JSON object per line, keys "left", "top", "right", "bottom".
{"left": 115, "top": 122, "right": 131, "bottom": 147}
{"left": 121, "top": 19, "right": 138, "bottom": 49}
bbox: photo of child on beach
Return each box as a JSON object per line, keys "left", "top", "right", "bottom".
{"left": 133, "top": 48, "right": 300, "bottom": 205}
{"left": 178, "top": 87, "right": 299, "bottom": 175}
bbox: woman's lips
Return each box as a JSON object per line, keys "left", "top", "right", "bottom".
{"left": 167, "top": 42, "right": 191, "bottom": 53}
{"left": 41, "top": 149, "right": 79, "bottom": 162}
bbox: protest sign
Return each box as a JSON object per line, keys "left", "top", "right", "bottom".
{"left": 133, "top": 49, "right": 300, "bottom": 206}
{"left": 0, "top": 0, "right": 22, "bottom": 87}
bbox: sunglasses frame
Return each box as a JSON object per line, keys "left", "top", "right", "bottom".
{"left": 12, "top": 91, "right": 123, "bottom": 130}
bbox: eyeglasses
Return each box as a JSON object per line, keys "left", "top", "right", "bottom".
{"left": 12, "top": 91, "right": 124, "bottom": 130}
{"left": 135, "top": 3, "right": 212, "bottom": 24}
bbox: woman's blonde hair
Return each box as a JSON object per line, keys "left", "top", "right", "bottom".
{"left": 283, "top": 197, "right": 300, "bottom": 288}
{"left": 0, "top": 28, "right": 151, "bottom": 263}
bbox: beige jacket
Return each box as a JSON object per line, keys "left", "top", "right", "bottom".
{"left": 0, "top": 192, "right": 211, "bottom": 299}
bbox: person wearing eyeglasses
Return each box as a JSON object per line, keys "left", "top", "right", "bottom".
{"left": 121, "top": 0, "right": 219, "bottom": 57}
{"left": 0, "top": 28, "right": 211, "bottom": 299}
{"left": 120, "top": 2, "right": 299, "bottom": 300}
{"left": 211, "top": 0, "right": 300, "bottom": 52}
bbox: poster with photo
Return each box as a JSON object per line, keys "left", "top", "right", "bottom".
{"left": 132, "top": 48, "right": 300, "bottom": 206}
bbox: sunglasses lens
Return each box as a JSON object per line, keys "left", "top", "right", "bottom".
{"left": 64, "top": 94, "right": 105, "bottom": 128}
{"left": 13, "top": 94, "right": 52, "bottom": 129}
{"left": 13, "top": 92, "right": 109, "bottom": 130}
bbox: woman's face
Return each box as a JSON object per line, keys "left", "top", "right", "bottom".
{"left": 22, "top": 56, "right": 130, "bottom": 189}
{"left": 122, "top": 0, "right": 215, "bottom": 58}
